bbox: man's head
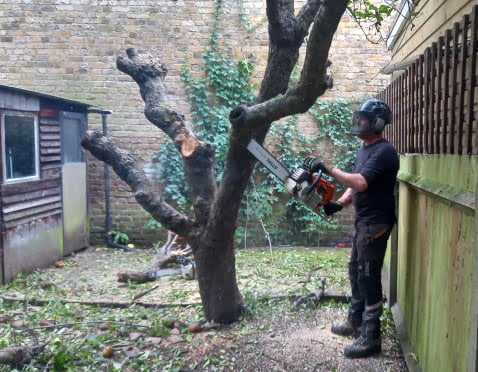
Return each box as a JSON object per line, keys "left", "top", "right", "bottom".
{"left": 351, "top": 99, "right": 391, "bottom": 138}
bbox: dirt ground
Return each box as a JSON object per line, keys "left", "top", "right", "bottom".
{"left": 0, "top": 247, "right": 409, "bottom": 371}
{"left": 232, "top": 305, "right": 407, "bottom": 371}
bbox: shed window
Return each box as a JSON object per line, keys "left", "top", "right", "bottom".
{"left": 2, "top": 112, "right": 39, "bottom": 182}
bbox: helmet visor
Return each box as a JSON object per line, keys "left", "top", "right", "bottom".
{"left": 351, "top": 111, "right": 374, "bottom": 136}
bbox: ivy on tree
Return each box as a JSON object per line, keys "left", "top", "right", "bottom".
{"left": 154, "top": 3, "right": 360, "bottom": 247}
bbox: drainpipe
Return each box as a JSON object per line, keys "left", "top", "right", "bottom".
{"left": 87, "top": 109, "right": 129, "bottom": 251}
{"left": 0, "top": 191, "right": 4, "bottom": 284}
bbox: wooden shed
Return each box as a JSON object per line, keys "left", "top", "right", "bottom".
{"left": 0, "top": 85, "right": 90, "bottom": 283}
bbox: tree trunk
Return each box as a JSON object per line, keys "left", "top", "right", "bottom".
{"left": 194, "top": 236, "right": 242, "bottom": 323}
{"left": 81, "top": 0, "right": 348, "bottom": 324}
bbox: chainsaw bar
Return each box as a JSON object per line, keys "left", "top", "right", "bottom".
{"left": 247, "top": 139, "right": 290, "bottom": 181}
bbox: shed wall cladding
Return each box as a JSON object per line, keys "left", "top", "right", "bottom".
{"left": 2, "top": 103, "right": 62, "bottom": 230}
{"left": 0, "top": 91, "right": 66, "bottom": 282}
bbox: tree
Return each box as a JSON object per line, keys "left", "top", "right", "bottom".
{"left": 81, "top": 0, "right": 394, "bottom": 323}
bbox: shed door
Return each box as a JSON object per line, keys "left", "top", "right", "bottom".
{"left": 60, "top": 111, "right": 88, "bottom": 255}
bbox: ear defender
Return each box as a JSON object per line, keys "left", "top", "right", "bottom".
{"left": 373, "top": 117, "right": 385, "bottom": 133}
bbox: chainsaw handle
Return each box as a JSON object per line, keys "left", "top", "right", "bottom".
{"left": 305, "top": 169, "right": 323, "bottom": 195}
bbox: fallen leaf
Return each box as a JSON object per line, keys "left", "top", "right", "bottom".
{"left": 72, "top": 309, "right": 86, "bottom": 319}
{"left": 166, "top": 335, "right": 185, "bottom": 344}
{"left": 38, "top": 281, "right": 54, "bottom": 289}
{"left": 98, "top": 321, "right": 112, "bottom": 330}
{"left": 38, "top": 319, "right": 55, "bottom": 326}
{"left": 129, "top": 332, "right": 143, "bottom": 341}
{"left": 12, "top": 320, "right": 27, "bottom": 328}
{"left": 170, "top": 328, "right": 180, "bottom": 335}
{"left": 123, "top": 345, "right": 140, "bottom": 357}
{"left": 145, "top": 337, "right": 162, "bottom": 345}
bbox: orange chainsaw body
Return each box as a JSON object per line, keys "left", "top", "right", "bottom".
{"left": 312, "top": 175, "right": 335, "bottom": 205}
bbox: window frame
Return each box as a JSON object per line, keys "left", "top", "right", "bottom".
{"left": 386, "top": 0, "right": 416, "bottom": 50}
{"left": 1, "top": 110, "right": 40, "bottom": 184}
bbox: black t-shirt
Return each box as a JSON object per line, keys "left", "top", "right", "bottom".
{"left": 352, "top": 138, "right": 399, "bottom": 224}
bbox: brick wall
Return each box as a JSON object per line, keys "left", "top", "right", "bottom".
{"left": 0, "top": 1, "right": 391, "bottom": 247}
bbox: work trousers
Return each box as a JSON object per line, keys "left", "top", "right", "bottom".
{"left": 348, "top": 221, "right": 392, "bottom": 327}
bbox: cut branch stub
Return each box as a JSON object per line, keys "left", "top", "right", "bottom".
{"left": 181, "top": 136, "right": 200, "bottom": 157}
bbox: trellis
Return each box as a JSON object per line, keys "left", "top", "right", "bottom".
{"left": 380, "top": 5, "right": 478, "bottom": 155}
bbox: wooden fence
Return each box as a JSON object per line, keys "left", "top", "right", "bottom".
{"left": 380, "top": 5, "right": 478, "bottom": 155}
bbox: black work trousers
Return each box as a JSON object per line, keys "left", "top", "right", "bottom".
{"left": 348, "top": 221, "right": 392, "bottom": 326}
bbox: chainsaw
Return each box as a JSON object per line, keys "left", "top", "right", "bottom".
{"left": 247, "top": 139, "right": 335, "bottom": 214}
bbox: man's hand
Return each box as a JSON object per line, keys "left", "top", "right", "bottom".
{"left": 323, "top": 200, "right": 343, "bottom": 216}
{"left": 303, "top": 156, "right": 331, "bottom": 174}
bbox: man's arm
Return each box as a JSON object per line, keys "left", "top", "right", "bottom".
{"left": 329, "top": 167, "right": 368, "bottom": 192}
{"left": 337, "top": 187, "right": 353, "bottom": 206}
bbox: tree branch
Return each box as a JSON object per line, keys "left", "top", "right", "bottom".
{"left": 266, "top": 0, "right": 296, "bottom": 44}
{"left": 232, "top": 0, "right": 347, "bottom": 127}
{"left": 296, "top": 0, "right": 323, "bottom": 33}
{"left": 116, "top": 48, "right": 217, "bottom": 225}
{"left": 258, "top": 0, "right": 323, "bottom": 102}
{"left": 207, "top": 1, "right": 345, "bottom": 241}
{"left": 82, "top": 131, "right": 194, "bottom": 237}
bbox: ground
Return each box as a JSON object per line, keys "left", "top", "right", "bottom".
{"left": 0, "top": 246, "right": 408, "bottom": 371}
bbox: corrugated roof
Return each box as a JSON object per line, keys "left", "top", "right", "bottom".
{"left": 0, "top": 84, "right": 92, "bottom": 107}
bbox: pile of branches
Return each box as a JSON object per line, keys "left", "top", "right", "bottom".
{"left": 117, "top": 231, "right": 192, "bottom": 284}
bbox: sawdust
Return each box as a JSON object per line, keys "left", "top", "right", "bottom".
{"left": 232, "top": 306, "right": 407, "bottom": 371}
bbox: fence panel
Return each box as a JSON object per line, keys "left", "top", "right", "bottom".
{"left": 381, "top": 6, "right": 478, "bottom": 155}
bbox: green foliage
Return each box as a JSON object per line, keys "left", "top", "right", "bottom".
{"left": 349, "top": 0, "right": 396, "bottom": 21}
{"left": 108, "top": 230, "right": 130, "bottom": 245}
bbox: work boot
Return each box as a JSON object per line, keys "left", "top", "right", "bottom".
{"left": 331, "top": 296, "right": 364, "bottom": 338}
{"left": 343, "top": 335, "right": 381, "bottom": 358}
{"left": 343, "top": 303, "right": 382, "bottom": 358}
{"left": 330, "top": 318, "right": 361, "bottom": 338}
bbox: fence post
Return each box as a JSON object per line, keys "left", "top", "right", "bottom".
{"left": 386, "top": 182, "right": 399, "bottom": 308}
{"left": 469, "top": 163, "right": 478, "bottom": 371}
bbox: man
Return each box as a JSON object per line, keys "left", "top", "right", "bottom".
{"left": 304, "top": 98, "right": 399, "bottom": 358}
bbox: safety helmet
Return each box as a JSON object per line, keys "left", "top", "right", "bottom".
{"left": 351, "top": 98, "right": 391, "bottom": 136}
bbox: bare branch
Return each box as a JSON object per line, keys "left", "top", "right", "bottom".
{"left": 116, "top": 48, "right": 217, "bottom": 225}
{"left": 259, "top": 0, "right": 301, "bottom": 101}
{"left": 116, "top": 48, "right": 196, "bottom": 154}
{"left": 296, "top": 0, "right": 323, "bottom": 33}
{"left": 82, "top": 131, "right": 194, "bottom": 237}
{"left": 266, "top": 0, "right": 296, "bottom": 44}
{"left": 232, "top": 0, "right": 347, "bottom": 127}
{"left": 258, "top": 0, "right": 323, "bottom": 102}
{"left": 298, "top": 0, "right": 347, "bottom": 96}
